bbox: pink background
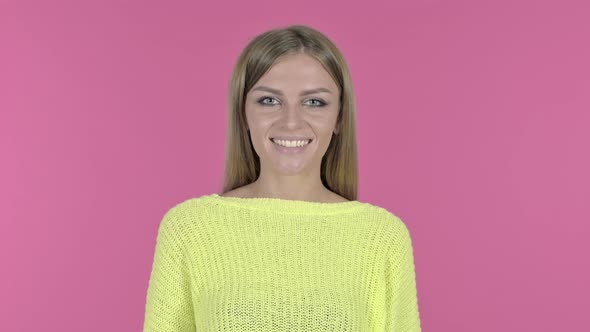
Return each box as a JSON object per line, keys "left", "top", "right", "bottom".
{"left": 2, "top": 0, "right": 589, "bottom": 331}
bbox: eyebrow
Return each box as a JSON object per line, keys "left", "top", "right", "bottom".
{"left": 251, "top": 86, "right": 333, "bottom": 96}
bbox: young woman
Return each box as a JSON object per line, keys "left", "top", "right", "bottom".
{"left": 144, "top": 24, "right": 422, "bottom": 331}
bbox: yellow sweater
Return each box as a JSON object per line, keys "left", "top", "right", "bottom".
{"left": 143, "top": 193, "right": 421, "bottom": 331}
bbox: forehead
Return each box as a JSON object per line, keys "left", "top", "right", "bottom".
{"left": 253, "top": 53, "right": 338, "bottom": 91}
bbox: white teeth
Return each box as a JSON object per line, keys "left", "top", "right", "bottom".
{"left": 272, "top": 138, "right": 311, "bottom": 147}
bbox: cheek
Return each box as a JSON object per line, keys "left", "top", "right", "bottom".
{"left": 245, "top": 115, "right": 272, "bottom": 145}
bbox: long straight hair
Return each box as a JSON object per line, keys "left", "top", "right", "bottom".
{"left": 220, "top": 24, "right": 359, "bottom": 200}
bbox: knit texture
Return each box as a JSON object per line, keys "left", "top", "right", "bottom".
{"left": 143, "top": 193, "right": 421, "bottom": 331}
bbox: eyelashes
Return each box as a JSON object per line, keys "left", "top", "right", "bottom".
{"left": 256, "top": 96, "right": 327, "bottom": 107}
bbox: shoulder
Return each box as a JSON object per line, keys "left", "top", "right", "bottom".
{"left": 359, "top": 201, "right": 412, "bottom": 242}
{"left": 357, "top": 204, "right": 418, "bottom": 266}
{"left": 219, "top": 184, "right": 254, "bottom": 198}
{"left": 157, "top": 194, "right": 216, "bottom": 232}
{"left": 325, "top": 191, "right": 351, "bottom": 202}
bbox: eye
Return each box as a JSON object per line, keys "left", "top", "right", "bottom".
{"left": 305, "top": 99, "right": 326, "bottom": 107}
{"left": 257, "top": 96, "right": 279, "bottom": 106}
{"left": 256, "top": 96, "right": 327, "bottom": 108}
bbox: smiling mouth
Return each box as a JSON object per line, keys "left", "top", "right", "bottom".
{"left": 269, "top": 138, "right": 313, "bottom": 148}
{"left": 268, "top": 138, "right": 313, "bottom": 141}
{"left": 268, "top": 138, "right": 313, "bottom": 143}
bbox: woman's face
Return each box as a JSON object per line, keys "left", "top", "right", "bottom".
{"left": 245, "top": 53, "right": 341, "bottom": 176}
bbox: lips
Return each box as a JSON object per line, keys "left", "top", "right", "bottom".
{"left": 270, "top": 137, "right": 313, "bottom": 141}
{"left": 270, "top": 138, "right": 311, "bottom": 153}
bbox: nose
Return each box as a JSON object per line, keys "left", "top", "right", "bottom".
{"left": 280, "top": 103, "right": 305, "bottom": 128}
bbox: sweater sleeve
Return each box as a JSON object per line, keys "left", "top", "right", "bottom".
{"left": 385, "top": 221, "right": 422, "bottom": 332}
{"left": 143, "top": 206, "right": 196, "bottom": 332}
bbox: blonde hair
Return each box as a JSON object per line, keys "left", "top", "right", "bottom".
{"left": 220, "top": 24, "right": 359, "bottom": 200}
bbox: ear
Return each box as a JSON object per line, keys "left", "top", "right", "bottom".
{"left": 334, "top": 121, "right": 341, "bottom": 135}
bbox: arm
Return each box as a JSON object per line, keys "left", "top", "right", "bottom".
{"left": 385, "top": 221, "right": 422, "bottom": 332}
{"left": 143, "top": 206, "right": 196, "bottom": 332}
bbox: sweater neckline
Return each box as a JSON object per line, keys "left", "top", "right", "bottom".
{"left": 206, "top": 193, "right": 365, "bottom": 214}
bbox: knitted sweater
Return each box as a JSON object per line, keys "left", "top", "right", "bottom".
{"left": 143, "top": 193, "right": 421, "bottom": 331}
